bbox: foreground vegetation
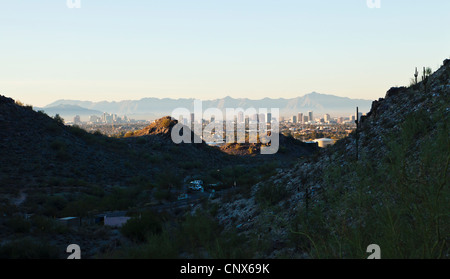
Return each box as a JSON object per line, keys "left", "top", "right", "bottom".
{"left": 288, "top": 108, "right": 449, "bottom": 258}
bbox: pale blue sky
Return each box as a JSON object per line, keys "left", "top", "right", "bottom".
{"left": 1, "top": 0, "right": 449, "bottom": 107}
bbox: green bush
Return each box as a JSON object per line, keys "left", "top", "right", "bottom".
{"left": 5, "top": 216, "right": 31, "bottom": 234}
{"left": 31, "top": 215, "right": 68, "bottom": 234}
{"left": 290, "top": 108, "right": 450, "bottom": 258}
{"left": 50, "top": 140, "right": 66, "bottom": 151}
{"left": 255, "top": 183, "right": 288, "bottom": 208}
{"left": 179, "top": 213, "right": 219, "bottom": 251}
{"left": 154, "top": 187, "right": 171, "bottom": 202}
{"left": 120, "top": 211, "right": 162, "bottom": 243}
{"left": 53, "top": 114, "right": 64, "bottom": 124}
{"left": 0, "top": 238, "right": 60, "bottom": 259}
{"left": 136, "top": 137, "right": 147, "bottom": 144}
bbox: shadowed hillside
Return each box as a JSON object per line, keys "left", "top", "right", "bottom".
{"left": 0, "top": 96, "right": 319, "bottom": 258}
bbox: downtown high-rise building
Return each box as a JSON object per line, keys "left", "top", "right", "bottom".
{"left": 308, "top": 111, "right": 314, "bottom": 123}
{"left": 298, "top": 113, "right": 303, "bottom": 123}
{"left": 238, "top": 111, "right": 244, "bottom": 123}
{"left": 259, "top": 113, "right": 265, "bottom": 124}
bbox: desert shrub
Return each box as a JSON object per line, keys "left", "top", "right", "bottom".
{"left": 153, "top": 187, "right": 171, "bottom": 202}
{"left": 146, "top": 154, "right": 162, "bottom": 164}
{"left": 161, "top": 118, "right": 171, "bottom": 128}
{"left": 156, "top": 171, "right": 182, "bottom": 189}
{"left": 278, "top": 145, "right": 287, "bottom": 153}
{"left": 69, "top": 125, "right": 88, "bottom": 137}
{"left": 120, "top": 211, "right": 162, "bottom": 243}
{"left": 179, "top": 212, "right": 220, "bottom": 250}
{"left": 255, "top": 183, "right": 288, "bottom": 208}
{"left": 50, "top": 140, "right": 66, "bottom": 151}
{"left": 31, "top": 215, "right": 68, "bottom": 234}
{"left": 98, "top": 187, "right": 140, "bottom": 211}
{"left": 88, "top": 130, "right": 100, "bottom": 136}
{"left": 207, "top": 230, "right": 253, "bottom": 259}
{"left": 124, "top": 131, "right": 134, "bottom": 138}
{"left": 0, "top": 202, "right": 18, "bottom": 216}
{"left": 49, "top": 140, "right": 70, "bottom": 161}
{"left": 0, "top": 238, "right": 60, "bottom": 259}
{"left": 180, "top": 159, "right": 203, "bottom": 170}
{"left": 53, "top": 114, "right": 64, "bottom": 124}
{"left": 5, "top": 216, "right": 31, "bottom": 233}
{"left": 61, "top": 195, "right": 98, "bottom": 218}
{"left": 291, "top": 108, "right": 450, "bottom": 259}
{"left": 136, "top": 137, "right": 147, "bottom": 144}
{"left": 103, "top": 229, "right": 177, "bottom": 259}
{"left": 129, "top": 176, "right": 153, "bottom": 189}
{"left": 42, "top": 196, "right": 68, "bottom": 217}
{"left": 257, "top": 162, "right": 279, "bottom": 179}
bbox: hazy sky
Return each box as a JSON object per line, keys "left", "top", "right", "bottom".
{"left": 1, "top": 0, "right": 449, "bottom": 107}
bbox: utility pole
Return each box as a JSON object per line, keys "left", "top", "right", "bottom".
{"left": 355, "top": 107, "right": 359, "bottom": 161}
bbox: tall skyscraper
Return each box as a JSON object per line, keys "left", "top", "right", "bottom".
{"left": 74, "top": 115, "right": 81, "bottom": 124}
{"left": 308, "top": 111, "right": 314, "bottom": 123}
{"left": 292, "top": 115, "right": 297, "bottom": 123}
{"left": 238, "top": 111, "right": 244, "bottom": 123}
{"left": 298, "top": 113, "right": 303, "bottom": 123}
{"left": 259, "top": 113, "right": 265, "bottom": 124}
{"left": 267, "top": 112, "right": 272, "bottom": 123}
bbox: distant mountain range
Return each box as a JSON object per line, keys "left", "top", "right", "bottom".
{"left": 35, "top": 104, "right": 103, "bottom": 121}
{"left": 41, "top": 92, "right": 373, "bottom": 121}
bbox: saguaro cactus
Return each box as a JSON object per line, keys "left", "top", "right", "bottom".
{"left": 414, "top": 67, "right": 419, "bottom": 85}
{"left": 422, "top": 67, "right": 432, "bottom": 93}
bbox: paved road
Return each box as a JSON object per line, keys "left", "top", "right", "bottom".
{"left": 150, "top": 191, "right": 211, "bottom": 212}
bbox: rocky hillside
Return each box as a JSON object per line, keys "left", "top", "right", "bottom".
{"left": 219, "top": 134, "right": 317, "bottom": 158}
{"left": 0, "top": 96, "right": 147, "bottom": 190}
{"left": 0, "top": 99, "right": 233, "bottom": 201}
{"left": 129, "top": 115, "right": 318, "bottom": 164}
{"left": 131, "top": 116, "right": 204, "bottom": 145}
{"left": 216, "top": 59, "right": 450, "bottom": 259}
{"left": 0, "top": 94, "right": 320, "bottom": 258}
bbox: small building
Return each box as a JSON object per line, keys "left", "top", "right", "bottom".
{"left": 95, "top": 211, "right": 130, "bottom": 228}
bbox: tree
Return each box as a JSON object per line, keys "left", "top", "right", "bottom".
{"left": 53, "top": 114, "right": 64, "bottom": 124}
